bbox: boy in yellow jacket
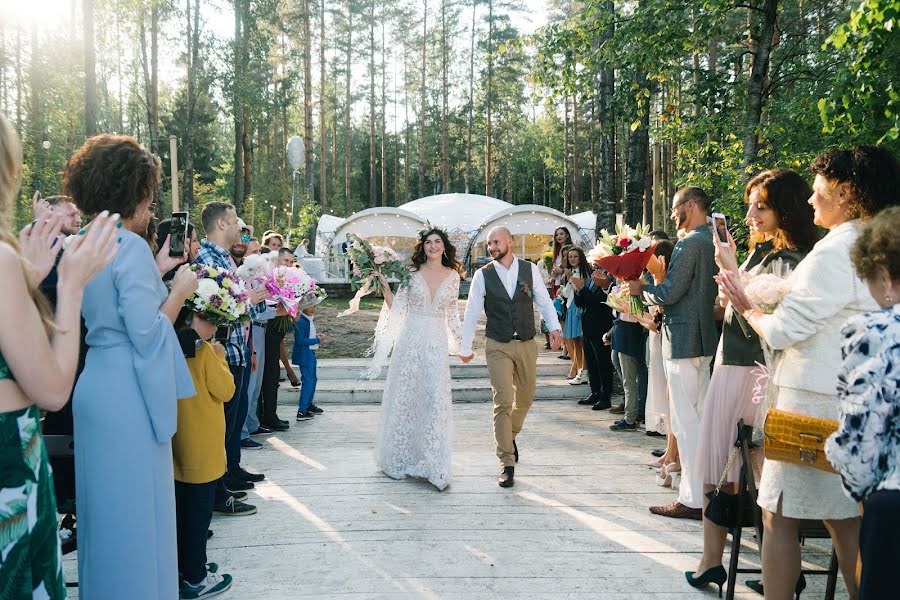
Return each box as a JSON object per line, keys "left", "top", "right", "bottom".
{"left": 173, "top": 310, "right": 236, "bottom": 599}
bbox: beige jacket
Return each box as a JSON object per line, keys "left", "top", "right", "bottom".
{"left": 758, "top": 220, "right": 878, "bottom": 396}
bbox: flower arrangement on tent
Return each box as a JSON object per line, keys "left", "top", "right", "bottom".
{"left": 184, "top": 265, "right": 251, "bottom": 326}
{"left": 586, "top": 223, "right": 656, "bottom": 314}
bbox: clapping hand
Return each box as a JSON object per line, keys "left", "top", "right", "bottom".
{"left": 56, "top": 211, "right": 121, "bottom": 291}
{"left": 646, "top": 254, "right": 666, "bottom": 283}
{"left": 591, "top": 269, "right": 611, "bottom": 290}
{"left": 32, "top": 191, "right": 51, "bottom": 221}
{"left": 570, "top": 273, "right": 585, "bottom": 291}
{"left": 19, "top": 210, "right": 65, "bottom": 285}
{"left": 715, "top": 269, "right": 753, "bottom": 314}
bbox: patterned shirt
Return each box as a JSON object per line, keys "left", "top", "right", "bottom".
{"left": 826, "top": 304, "right": 900, "bottom": 502}
{"left": 195, "top": 239, "right": 263, "bottom": 366}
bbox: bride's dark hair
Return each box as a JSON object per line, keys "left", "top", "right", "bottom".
{"left": 410, "top": 227, "right": 463, "bottom": 273}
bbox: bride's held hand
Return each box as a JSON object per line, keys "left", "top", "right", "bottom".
{"left": 56, "top": 211, "right": 121, "bottom": 291}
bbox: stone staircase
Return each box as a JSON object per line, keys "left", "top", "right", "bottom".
{"left": 277, "top": 350, "right": 590, "bottom": 405}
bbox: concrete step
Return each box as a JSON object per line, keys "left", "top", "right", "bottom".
{"left": 276, "top": 375, "right": 592, "bottom": 405}
{"left": 282, "top": 353, "right": 575, "bottom": 381}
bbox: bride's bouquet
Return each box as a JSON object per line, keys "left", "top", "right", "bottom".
{"left": 339, "top": 233, "right": 411, "bottom": 317}
{"left": 184, "top": 265, "right": 251, "bottom": 325}
{"left": 586, "top": 223, "right": 656, "bottom": 315}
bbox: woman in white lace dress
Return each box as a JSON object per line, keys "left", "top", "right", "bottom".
{"left": 370, "top": 227, "right": 463, "bottom": 490}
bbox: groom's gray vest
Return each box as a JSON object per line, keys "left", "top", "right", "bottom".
{"left": 482, "top": 259, "right": 536, "bottom": 343}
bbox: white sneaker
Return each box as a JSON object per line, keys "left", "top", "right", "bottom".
{"left": 180, "top": 572, "right": 233, "bottom": 599}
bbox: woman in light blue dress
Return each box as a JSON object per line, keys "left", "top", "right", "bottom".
{"left": 64, "top": 135, "right": 199, "bottom": 598}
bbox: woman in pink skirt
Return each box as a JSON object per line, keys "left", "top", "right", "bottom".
{"left": 685, "top": 169, "right": 820, "bottom": 594}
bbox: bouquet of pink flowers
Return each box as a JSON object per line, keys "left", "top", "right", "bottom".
{"left": 184, "top": 264, "right": 251, "bottom": 325}
{"left": 345, "top": 233, "right": 410, "bottom": 294}
{"left": 586, "top": 223, "right": 656, "bottom": 314}
{"left": 740, "top": 258, "right": 794, "bottom": 314}
{"left": 266, "top": 266, "right": 317, "bottom": 318}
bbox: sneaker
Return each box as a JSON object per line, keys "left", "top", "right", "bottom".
{"left": 212, "top": 495, "right": 257, "bottom": 516}
{"left": 206, "top": 562, "right": 218, "bottom": 573}
{"left": 296, "top": 411, "right": 314, "bottom": 421}
{"left": 240, "top": 438, "right": 263, "bottom": 449}
{"left": 309, "top": 404, "right": 324, "bottom": 415}
{"left": 229, "top": 491, "right": 248, "bottom": 502}
{"left": 179, "top": 571, "right": 233, "bottom": 599}
{"left": 234, "top": 468, "right": 265, "bottom": 483}
{"left": 609, "top": 419, "right": 637, "bottom": 432}
{"left": 250, "top": 427, "right": 274, "bottom": 436}
{"left": 224, "top": 475, "right": 253, "bottom": 492}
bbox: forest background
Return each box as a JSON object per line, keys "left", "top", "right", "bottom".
{"left": 1, "top": 0, "right": 897, "bottom": 244}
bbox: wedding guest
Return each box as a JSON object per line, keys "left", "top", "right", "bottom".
{"left": 230, "top": 218, "right": 252, "bottom": 263}
{"left": 686, "top": 169, "right": 818, "bottom": 594}
{"left": 573, "top": 267, "right": 615, "bottom": 409}
{"left": 63, "top": 134, "right": 199, "bottom": 598}
{"left": 173, "top": 309, "right": 236, "bottom": 598}
{"left": 196, "top": 202, "right": 270, "bottom": 516}
{"left": 608, "top": 306, "right": 647, "bottom": 432}
{"left": 293, "top": 299, "right": 326, "bottom": 421}
{"left": 826, "top": 206, "right": 900, "bottom": 600}
{"left": 549, "top": 227, "right": 573, "bottom": 360}
{"left": 263, "top": 230, "right": 284, "bottom": 252}
{"left": 639, "top": 240, "right": 675, "bottom": 437}
{"left": 157, "top": 218, "right": 200, "bottom": 281}
{"left": 718, "top": 145, "right": 899, "bottom": 600}
{"left": 626, "top": 187, "right": 719, "bottom": 520}
{"left": 559, "top": 245, "right": 589, "bottom": 383}
{"left": 0, "top": 113, "right": 119, "bottom": 599}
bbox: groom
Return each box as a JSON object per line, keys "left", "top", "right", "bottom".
{"left": 460, "top": 227, "right": 561, "bottom": 488}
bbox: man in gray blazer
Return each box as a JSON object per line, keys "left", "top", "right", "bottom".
{"left": 626, "top": 187, "right": 719, "bottom": 520}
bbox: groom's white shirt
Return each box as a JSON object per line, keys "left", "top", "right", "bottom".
{"left": 460, "top": 255, "right": 561, "bottom": 356}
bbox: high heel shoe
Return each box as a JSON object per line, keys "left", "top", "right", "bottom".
{"left": 685, "top": 565, "right": 727, "bottom": 598}
{"left": 745, "top": 573, "right": 806, "bottom": 599}
{"left": 655, "top": 463, "right": 673, "bottom": 487}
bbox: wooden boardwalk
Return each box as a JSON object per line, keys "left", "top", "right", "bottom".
{"left": 63, "top": 400, "right": 848, "bottom": 598}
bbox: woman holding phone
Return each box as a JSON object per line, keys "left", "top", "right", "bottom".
{"left": 559, "top": 245, "right": 589, "bottom": 383}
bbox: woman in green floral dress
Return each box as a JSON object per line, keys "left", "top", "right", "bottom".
{"left": 0, "top": 114, "right": 120, "bottom": 597}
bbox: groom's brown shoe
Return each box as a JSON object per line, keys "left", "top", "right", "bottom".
{"left": 498, "top": 466, "right": 515, "bottom": 488}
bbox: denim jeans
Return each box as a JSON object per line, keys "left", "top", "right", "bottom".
{"left": 241, "top": 323, "right": 267, "bottom": 439}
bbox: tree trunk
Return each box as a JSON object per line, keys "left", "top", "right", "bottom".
{"left": 344, "top": 3, "right": 353, "bottom": 212}
{"left": 572, "top": 91, "right": 581, "bottom": 210}
{"left": 741, "top": 0, "right": 778, "bottom": 178}
{"left": 303, "top": 0, "right": 313, "bottom": 196}
{"left": 595, "top": 0, "right": 616, "bottom": 232}
{"left": 380, "top": 2, "right": 388, "bottom": 205}
{"left": 484, "top": 0, "right": 493, "bottom": 197}
{"left": 151, "top": 1, "right": 159, "bottom": 155}
{"left": 418, "top": 0, "right": 428, "bottom": 199}
{"left": 563, "top": 94, "right": 569, "bottom": 212}
{"left": 368, "top": 0, "right": 377, "bottom": 206}
{"left": 440, "top": 0, "right": 449, "bottom": 192}
{"left": 465, "top": 0, "right": 476, "bottom": 194}
{"left": 15, "top": 26, "right": 23, "bottom": 138}
{"left": 243, "top": 116, "right": 252, "bottom": 203}
{"left": 232, "top": 0, "right": 244, "bottom": 211}
{"left": 83, "top": 0, "right": 97, "bottom": 137}
{"left": 319, "top": 0, "right": 328, "bottom": 210}
{"left": 183, "top": 0, "right": 200, "bottom": 213}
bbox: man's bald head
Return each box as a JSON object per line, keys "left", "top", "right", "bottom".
{"left": 488, "top": 226, "right": 512, "bottom": 241}
{"left": 487, "top": 226, "right": 513, "bottom": 263}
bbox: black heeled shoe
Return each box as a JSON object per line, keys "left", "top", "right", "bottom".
{"left": 746, "top": 573, "right": 806, "bottom": 599}
{"left": 685, "top": 565, "right": 727, "bottom": 598}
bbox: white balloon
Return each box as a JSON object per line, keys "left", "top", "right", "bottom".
{"left": 286, "top": 136, "right": 305, "bottom": 171}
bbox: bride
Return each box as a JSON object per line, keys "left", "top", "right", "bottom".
{"left": 369, "top": 227, "right": 463, "bottom": 490}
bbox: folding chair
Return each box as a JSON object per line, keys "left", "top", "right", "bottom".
{"left": 725, "top": 420, "right": 840, "bottom": 600}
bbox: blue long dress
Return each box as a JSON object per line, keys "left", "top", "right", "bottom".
{"left": 73, "top": 230, "right": 195, "bottom": 599}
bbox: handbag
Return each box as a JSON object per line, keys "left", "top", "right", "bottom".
{"left": 704, "top": 447, "right": 755, "bottom": 527}
{"left": 763, "top": 408, "right": 837, "bottom": 473}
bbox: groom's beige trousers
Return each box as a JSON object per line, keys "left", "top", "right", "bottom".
{"left": 485, "top": 338, "right": 538, "bottom": 467}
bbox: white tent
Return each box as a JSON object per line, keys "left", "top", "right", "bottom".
{"left": 467, "top": 205, "right": 591, "bottom": 266}
{"left": 397, "top": 193, "right": 512, "bottom": 232}
{"left": 329, "top": 207, "right": 428, "bottom": 256}
{"left": 569, "top": 210, "right": 597, "bottom": 245}
{"left": 314, "top": 213, "right": 346, "bottom": 256}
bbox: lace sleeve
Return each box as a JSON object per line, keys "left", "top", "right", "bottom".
{"left": 445, "top": 274, "right": 462, "bottom": 355}
{"left": 363, "top": 284, "right": 411, "bottom": 379}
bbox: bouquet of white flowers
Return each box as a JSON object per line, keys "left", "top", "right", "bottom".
{"left": 184, "top": 265, "right": 251, "bottom": 325}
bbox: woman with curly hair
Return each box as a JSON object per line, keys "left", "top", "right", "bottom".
{"left": 827, "top": 206, "right": 900, "bottom": 600}
{"left": 64, "top": 135, "right": 200, "bottom": 598}
{"left": 370, "top": 227, "right": 464, "bottom": 490}
{"left": 718, "top": 145, "right": 900, "bottom": 600}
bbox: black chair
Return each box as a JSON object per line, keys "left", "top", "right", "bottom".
{"left": 725, "top": 420, "right": 840, "bottom": 600}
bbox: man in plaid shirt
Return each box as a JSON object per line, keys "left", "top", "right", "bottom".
{"left": 196, "top": 201, "right": 270, "bottom": 515}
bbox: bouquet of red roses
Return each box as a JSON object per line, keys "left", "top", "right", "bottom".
{"left": 586, "top": 223, "right": 656, "bottom": 314}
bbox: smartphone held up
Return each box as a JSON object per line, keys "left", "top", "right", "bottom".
{"left": 169, "top": 211, "right": 189, "bottom": 257}
{"left": 711, "top": 213, "right": 729, "bottom": 245}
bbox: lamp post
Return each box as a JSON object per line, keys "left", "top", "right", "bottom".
{"left": 271, "top": 205, "right": 276, "bottom": 228}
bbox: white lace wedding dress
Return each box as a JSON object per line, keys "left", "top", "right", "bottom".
{"left": 368, "top": 270, "right": 462, "bottom": 490}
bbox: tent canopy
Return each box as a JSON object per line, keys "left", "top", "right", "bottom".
{"left": 330, "top": 207, "right": 428, "bottom": 255}
{"left": 314, "top": 213, "right": 347, "bottom": 256}
{"left": 467, "top": 205, "right": 591, "bottom": 264}
{"left": 397, "top": 193, "right": 512, "bottom": 233}
{"left": 569, "top": 210, "right": 597, "bottom": 245}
